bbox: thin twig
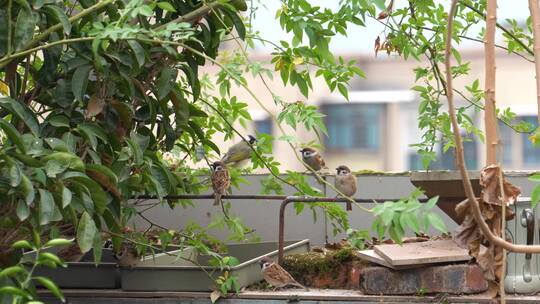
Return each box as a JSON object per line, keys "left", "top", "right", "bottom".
{"left": 459, "top": 0, "right": 534, "bottom": 57}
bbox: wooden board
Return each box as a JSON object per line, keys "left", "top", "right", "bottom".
{"left": 373, "top": 239, "right": 470, "bottom": 266}
{"left": 356, "top": 250, "right": 430, "bottom": 270}
{"left": 357, "top": 250, "right": 394, "bottom": 268}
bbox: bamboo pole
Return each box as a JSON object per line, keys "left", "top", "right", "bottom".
{"left": 529, "top": 0, "right": 540, "bottom": 125}
{"left": 445, "top": 0, "right": 540, "bottom": 253}
{"left": 484, "top": 0, "right": 498, "bottom": 165}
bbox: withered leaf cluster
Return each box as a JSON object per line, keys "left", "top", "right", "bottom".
{"left": 454, "top": 165, "right": 521, "bottom": 297}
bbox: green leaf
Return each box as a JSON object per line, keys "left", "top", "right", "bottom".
{"left": 43, "top": 5, "right": 72, "bottom": 35}
{"left": 157, "top": 1, "right": 176, "bottom": 12}
{"left": 13, "top": 8, "right": 37, "bottom": 51}
{"left": 0, "top": 118, "right": 26, "bottom": 153}
{"left": 23, "top": 178, "right": 37, "bottom": 200}
{"left": 72, "top": 65, "right": 92, "bottom": 102}
{"left": 77, "top": 212, "right": 97, "bottom": 254}
{"left": 38, "top": 252, "right": 64, "bottom": 266}
{"left": 337, "top": 83, "right": 349, "bottom": 100}
{"left": 156, "top": 66, "right": 175, "bottom": 100}
{"left": 0, "top": 266, "right": 24, "bottom": 278}
{"left": 0, "top": 286, "right": 32, "bottom": 299}
{"left": 529, "top": 174, "right": 540, "bottom": 182}
{"left": 426, "top": 212, "right": 447, "bottom": 233}
{"left": 61, "top": 184, "right": 72, "bottom": 208}
{"left": 43, "top": 152, "right": 85, "bottom": 172}
{"left": 0, "top": 97, "right": 40, "bottom": 136}
{"left": 44, "top": 238, "right": 73, "bottom": 247}
{"left": 8, "top": 162, "right": 22, "bottom": 187}
{"left": 425, "top": 196, "right": 439, "bottom": 209}
{"left": 38, "top": 189, "right": 56, "bottom": 225}
{"left": 531, "top": 185, "right": 540, "bottom": 209}
{"left": 127, "top": 40, "right": 145, "bottom": 67}
{"left": 67, "top": 176, "right": 108, "bottom": 214}
{"left": 93, "top": 231, "right": 103, "bottom": 264}
{"left": 34, "top": 276, "right": 65, "bottom": 302}
{"left": 12, "top": 240, "right": 33, "bottom": 249}
{"left": 16, "top": 199, "right": 30, "bottom": 221}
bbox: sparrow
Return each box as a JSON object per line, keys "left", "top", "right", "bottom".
{"left": 210, "top": 161, "right": 230, "bottom": 206}
{"left": 259, "top": 256, "right": 306, "bottom": 289}
{"left": 221, "top": 135, "right": 257, "bottom": 167}
{"left": 335, "top": 165, "right": 357, "bottom": 211}
{"left": 299, "top": 147, "right": 326, "bottom": 172}
{"left": 114, "top": 242, "right": 140, "bottom": 268}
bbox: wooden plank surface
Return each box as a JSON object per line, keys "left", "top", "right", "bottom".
{"left": 373, "top": 240, "right": 470, "bottom": 266}
{"left": 356, "top": 250, "right": 426, "bottom": 270}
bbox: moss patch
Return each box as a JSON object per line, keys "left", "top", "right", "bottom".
{"left": 282, "top": 247, "right": 365, "bottom": 280}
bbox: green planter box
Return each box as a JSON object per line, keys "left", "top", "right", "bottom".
{"left": 32, "top": 249, "right": 120, "bottom": 289}
{"left": 121, "top": 239, "right": 310, "bottom": 291}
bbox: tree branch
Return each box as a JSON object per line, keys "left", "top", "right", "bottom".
{"left": 484, "top": 0, "right": 498, "bottom": 165}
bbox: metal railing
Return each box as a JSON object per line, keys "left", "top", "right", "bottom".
{"left": 133, "top": 194, "right": 427, "bottom": 264}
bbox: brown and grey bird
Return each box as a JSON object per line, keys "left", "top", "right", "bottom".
{"left": 221, "top": 135, "right": 257, "bottom": 167}
{"left": 335, "top": 165, "right": 357, "bottom": 211}
{"left": 114, "top": 242, "right": 140, "bottom": 268}
{"left": 299, "top": 147, "right": 326, "bottom": 172}
{"left": 210, "top": 161, "right": 230, "bottom": 206}
{"left": 259, "top": 256, "right": 306, "bottom": 289}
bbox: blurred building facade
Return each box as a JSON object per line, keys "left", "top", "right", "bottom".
{"left": 207, "top": 49, "right": 539, "bottom": 172}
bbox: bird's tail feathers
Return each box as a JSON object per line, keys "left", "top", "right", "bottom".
{"left": 214, "top": 193, "right": 221, "bottom": 206}
{"left": 293, "top": 282, "right": 308, "bottom": 290}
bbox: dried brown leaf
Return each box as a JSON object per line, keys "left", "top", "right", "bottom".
{"left": 377, "top": 11, "right": 389, "bottom": 20}
{"left": 374, "top": 36, "right": 381, "bottom": 56}
{"left": 453, "top": 165, "right": 520, "bottom": 298}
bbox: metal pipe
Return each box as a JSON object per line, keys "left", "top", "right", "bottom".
{"left": 132, "top": 193, "right": 429, "bottom": 265}
{"left": 133, "top": 194, "right": 289, "bottom": 200}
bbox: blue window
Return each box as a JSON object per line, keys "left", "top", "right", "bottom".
{"left": 438, "top": 137, "right": 478, "bottom": 170}
{"left": 498, "top": 120, "right": 514, "bottom": 166}
{"left": 522, "top": 116, "right": 540, "bottom": 165}
{"left": 322, "top": 103, "right": 384, "bottom": 151}
{"left": 255, "top": 118, "right": 273, "bottom": 135}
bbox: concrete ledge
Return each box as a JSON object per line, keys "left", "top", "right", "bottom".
{"left": 38, "top": 289, "right": 540, "bottom": 303}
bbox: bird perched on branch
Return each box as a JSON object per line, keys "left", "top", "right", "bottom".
{"left": 259, "top": 256, "right": 306, "bottom": 290}
{"left": 221, "top": 135, "right": 257, "bottom": 167}
{"left": 335, "top": 165, "right": 357, "bottom": 211}
{"left": 299, "top": 147, "right": 326, "bottom": 172}
{"left": 210, "top": 161, "right": 230, "bottom": 206}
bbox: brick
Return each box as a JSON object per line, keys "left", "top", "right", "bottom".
{"left": 360, "top": 264, "right": 488, "bottom": 295}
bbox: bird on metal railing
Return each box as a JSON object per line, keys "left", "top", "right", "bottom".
{"left": 210, "top": 161, "right": 230, "bottom": 206}
{"left": 335, "top": 165, "right": 357, "bottom": 211}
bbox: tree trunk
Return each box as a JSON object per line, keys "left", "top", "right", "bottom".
{"left": 484, "top": 0, "right": 498, "bottom": 165}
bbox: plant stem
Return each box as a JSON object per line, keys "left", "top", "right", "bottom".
{"left": 528, "top": 0, "right": 540, "bottom": 126}
{"left": 484, "top": 0, "right": 498, "bottom": 166}
{"left": 446, "top": 0, "right": 540, "bottom": 253}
